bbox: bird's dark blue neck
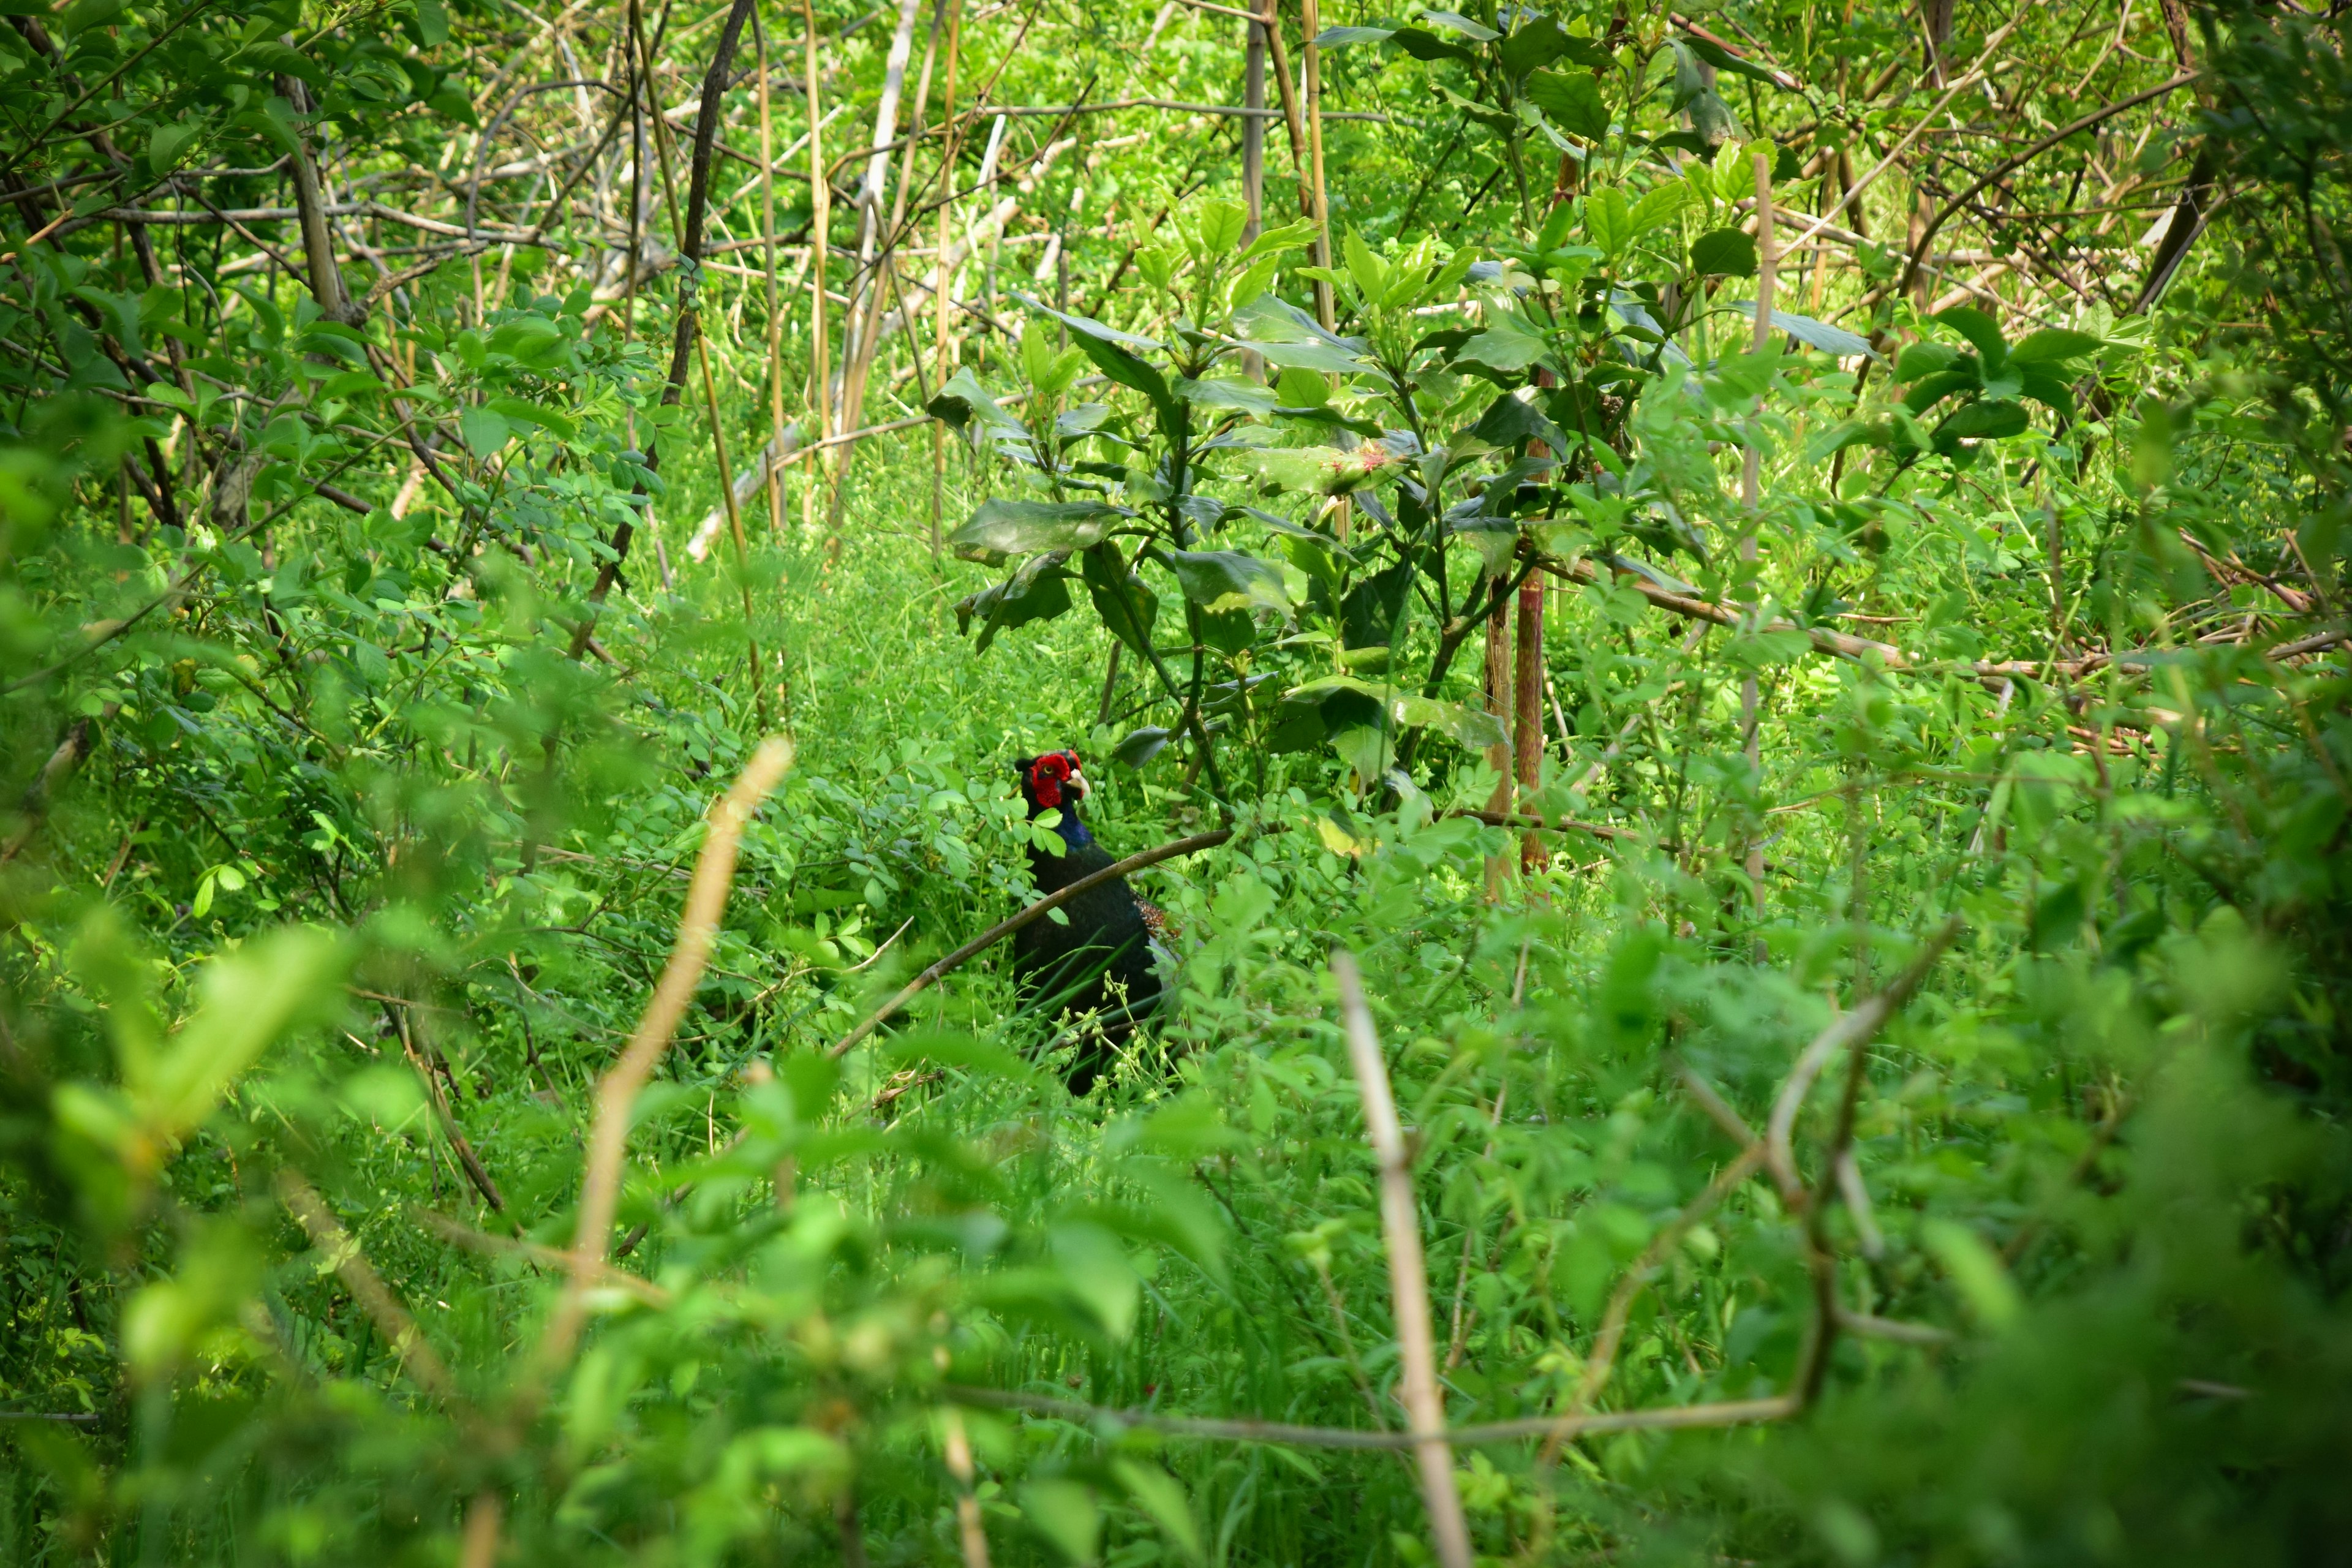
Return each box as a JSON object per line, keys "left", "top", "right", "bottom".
{"left": 1047, "top": 810, "right": 1094, "bottom": 852}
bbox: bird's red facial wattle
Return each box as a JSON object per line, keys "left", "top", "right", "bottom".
{"left": 1026, "top": 750, "right": 1086, "bottom": 810}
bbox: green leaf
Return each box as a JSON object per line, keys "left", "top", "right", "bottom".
{"left": 1193, "top": 198, "right": 1248, "bottom": 256}
{"left": 137, "top": 928, "right": 347, "bottom": 1146}
{"left": 1081, "top": 541, "right": 1159, "bottom": 656}
{"left": 458, "top": 406, "right": 510, "bottom": 458}
{"left": 1112, "top": 726, "right": 1173, "bottom": 767}
{"left": 148, "top": 121, "right": 201, "bottom": 179}
{"left": 1341, "top": 229, "right": 1387, "bottom": 304}
{"left": 1734, "top": 301, "right": 1879, "bottom": 359}
{"left": 1237, "top": 217, "right": 1320, "bottom": 263}
{"left": 1050, "top": 1221, "right": 1139, "bottom": 1338}
{"left": 1314, "top": 24, "right": 1392, "bottom": 48}
{"left": 1525, "top": 69, "right": 1610, "bottom": 141}
{"left": 1012, "top": 293, "right": 1182, "bottom": 446}
{"left": 957, "top": 553, "right": 1074, "bottom": 650}
{"left": 1388, "top": 26, "right": 1480, "bottom": 67}
{"left": 1420, "top": 10, "right": 1500, "bottom": 40}
{"left": 414, "top": 0, "right": 449, "bottom": 45}
{"left": 949, "top": 499, "right": 1123, "bottom": 564}
{"left": 1498, "top": 16, "right": 1572, "bottom": 79}
{"left": 1936, "top": 399, "right": 2030, "bottom": 443}
{"left": 1159, "top": 548, "right": 1290, "bottom": 615}
{"left": 1922, "top": 1219, "right": 2019, "bottom": 1327}
{"left": 1689, "top": 226, "right": 1757, "bottom": 277}
{"left": 2007, "top": 327, "right": 2103, "bottom": 366}
{"left": 1471, "top": 388, "right": 1567, "bottom": 452}
{"left": 1455, "top": 311, "right": 1548, "bottom": 374}
{"left": 1586, "top": 187, "right": 1632, "bottom": 255}
{"left": 1020, "top": 1479, "right": 1102, "bottom": 1565}
{"left": 485, "top": 395, "right": 573, "bottom": 439}
{"left": 1629, "top": 183, "right": 1689, "bottom": 236}
{"left": 1177, "top": 376, "right": 1278, "bottom": 418}
{"left": 1114, "top": 1460, "right": 1205, "bottom": 1564}
{"left": 927, "top": 364, "right": 1029, "bottom": 437}
{"left": 1680, "top": 31, "right": 1789, "bottom": 88}
{"left": 1894, "top": 342, "right": 1958, "bottom": 382}
{"left": 1933, "top": 305, "right": 2008, "bottom": 369}
{"left": 1392, "top": 693, "right": 1507, "bottom": 750}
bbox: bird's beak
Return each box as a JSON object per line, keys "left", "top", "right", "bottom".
{"left": 1069, "top": 766, "right": 1090, "bottom": 800}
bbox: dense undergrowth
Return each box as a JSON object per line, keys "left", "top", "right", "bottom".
{"left": 4, "top": 0, "right": 2351, "bottom": 1564}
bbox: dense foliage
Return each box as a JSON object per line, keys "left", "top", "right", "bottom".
{"left": 3, "top": 0, "right": 2348, "bottom": 1564}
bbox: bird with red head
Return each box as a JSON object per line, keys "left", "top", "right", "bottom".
{"left": 1008, "top": 745, "right": 1161, "bottom": 1093}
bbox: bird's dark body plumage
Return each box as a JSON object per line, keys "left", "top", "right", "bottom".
{"left": 1012, "top": 751, "right": 1163, "bottom": 1094}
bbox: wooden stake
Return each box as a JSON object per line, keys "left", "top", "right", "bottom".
{"left": 1515, "top": 578, "right": 1548, "bottom": 874}
{"left": 1301, "top": 0, "right": 1334, "bottom": 329}
{"left": 1483, "top": 590, "right": 1512, "bottom": 901}
{"left": 756, "top": 5, "right": 787, "bottom": 538}
{"left": 804, "top": 0, "right": 832, "bottom": 482}
{"left": 1741, "top": 148, "right": 1776, "bottom": 942}
{"left": 931, "top": 0, "right": 964, "bottom": 558}
{"left": 1332, "top": 952, "right": 1474, "bottom": 1568}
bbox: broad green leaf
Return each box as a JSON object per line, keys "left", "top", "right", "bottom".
{"left": 1014, "top": 293, "right": 1182, "bottom": 447}
{"left": 1020, "top": 1480, "right": 1102, "bottom": 1565}
{"left": 1936, "top": 400, "right": 2030, "bottom": 443}
{"left": 1629, "top": 183, "right": 1689, "bottom": 236}
{"left": 1112, "top": 725, "right": 1173, "bottom": 767}
{"left": 138, "top": 927, "right": 347, "bottom": 1150}
{"left": 458, "top": 405, "right": 510, "bottom": 458}
{"left": 1525, "top": 69, "right": 1610, "bottom": 141}
{"left": 1114, "top": 1460, "right": 1205, "bottom": 1564}
{"left": 148, "top": 120, "right": 200, "bottom": 178}
{"left": 1314, "top": 24, "right": 1393, "bottom": 47}
{"left": 1161, "top": 547, "right": 1290, "bottom": 614}
{"left": 1681, "top": 31, "right": 1789, "bottom": 88}
{"left": 928, "top": 364, "right": 1029, "bottom": 436}
{"left": 1049, "top": 1221, "right": 1139, "bottom": 1338}
{"left": 1081, "top": 541, "right": 1159, "bottom": 656}
{"left": 949, "top": 499, "right": 1123, "bottom": 564}
{"left": 1586, "top": 187, "right": 1632, "bottom": 255}
{"left": 1690, "top": 226, "right": 1757, "bottom": 277}
{"left": 1193, "top": 197, "right": 1248, "bottom": 257}
{"left": 1934, "top": 305, "right": 2008, "bottom": 369}
{"left": 1455, "top": 311, "right": 1548, "bottom": 374}
{"left": 1420, "top": 10, "right": 1499, "bottom": 40}
{"left": 1894, "top": 342, "right": 1959, "bottom": 382}
{"left": 1234, "top": 337, "right": 1366, "bottom": 375}
{"left": 2007, "top": 327, "right": 2104, "bottom": 365}
{"left": 1237, "top": 217, "right": 1320, "bottom": 262}
{"left": 485, "top": 395, "right": 573, "bottom": 439}
{"left": 1499, "top": 16, "right": 1573, "bottom": 79}
{"left": 1735, "top": 301, "right": 1879, "bottom": 359}
{"left": 1471, "top": 387, "right": 1567, "bottom": 452}
{"left": 1342, "top": 229, "right": 1387, "bottom": 303}
{"left": 1178, "top": 376, "right": 1278, "bottom": 418}
{"left": 1923, "top": 1219, "right": 2020, "bottom": 1327}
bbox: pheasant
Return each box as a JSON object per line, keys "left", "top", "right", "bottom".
{"left": 1011, "top": 750, "right": 1170, "bottom": 1093}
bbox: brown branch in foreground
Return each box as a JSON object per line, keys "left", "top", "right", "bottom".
{"left": 538, "top": 735, "right": 794, "bottom": 1373}
{"left": 390, "top": 1004, "right": 508, "bottom": 1215}
{"left": 943, "top": 1383, "right": 1796, "bottom": 1449}
{"left": 276, "top": 1169, "right": 456, "bottom": 1401}
{"left": 824, "top": 824, "right": 1248, "bottom": 1059}
{"left": 1333, "top": 951, "right": 1472, "bottom": 1568}
{"left": 1765, "top": 915, "right": 1966, "bottom": 1202}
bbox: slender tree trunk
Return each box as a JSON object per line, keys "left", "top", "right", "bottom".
{"left": 805, "top": 0, "right": 833, "bottom": 533}
{"left": 1514, "top": 581, "right": 1548, "bottom": 874}
{"left": 568, "top": 0, "right": 758, "bottom": 660}
{"left": 931, "top": 0, "right": 965, "bottom": 559}
{"left": 1242, "top": 14, "right": 1267, "bottom": 243}
{"left": 1483, "top": 593, "right": 1512, "bottom": 900}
